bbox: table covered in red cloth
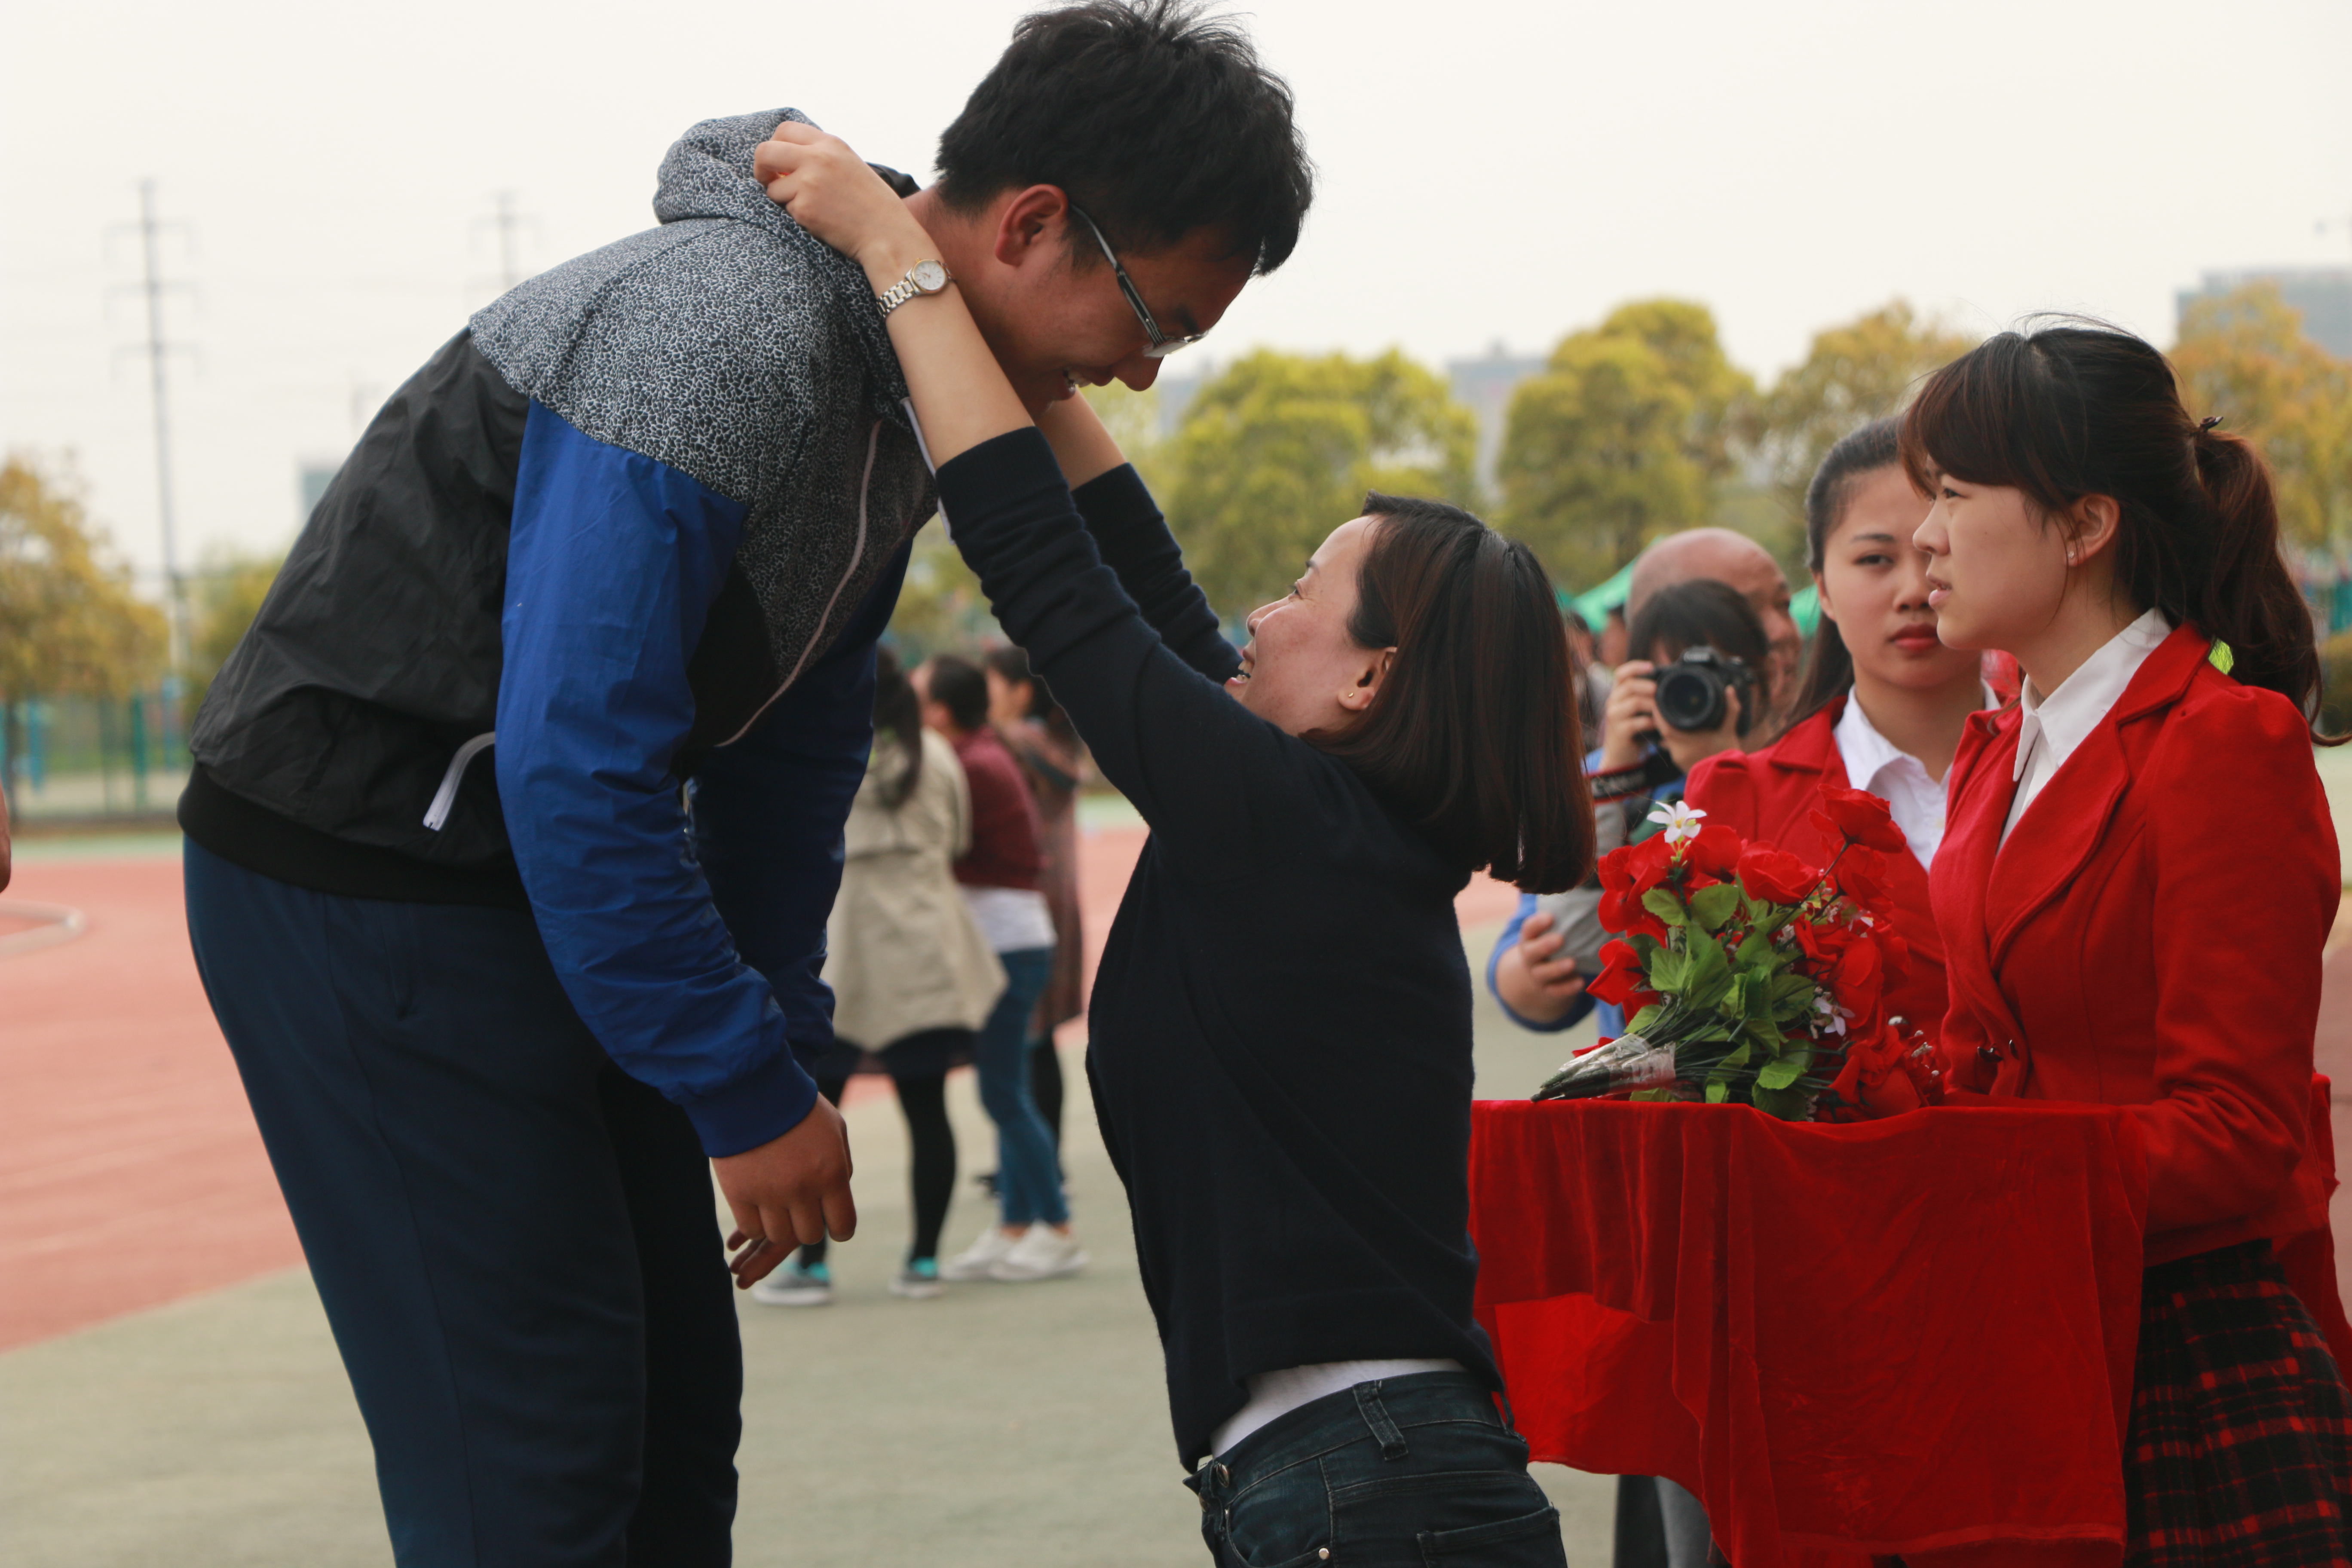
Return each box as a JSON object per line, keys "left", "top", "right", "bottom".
{"left": 1471, "top": 1099, "right": 2154, "bottom": 1568}
{"left": 1472, "top": 1094, "right": 2352, "bottom": 1568}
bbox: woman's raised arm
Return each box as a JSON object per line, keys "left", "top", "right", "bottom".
{"left": 756, "top": 124, "right": 1029, "bottom": 468}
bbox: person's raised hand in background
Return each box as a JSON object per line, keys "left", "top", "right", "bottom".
{"left": 1492, "top": 910, "right": 1586, "bottom": 1026}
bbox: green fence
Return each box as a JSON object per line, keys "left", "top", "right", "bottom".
{"left": 0, "top": 691, "right": 189, "bottom": 825}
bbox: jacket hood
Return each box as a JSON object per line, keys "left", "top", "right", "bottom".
{"left": 652, "top": 109, "right": 911, "bottom": 423}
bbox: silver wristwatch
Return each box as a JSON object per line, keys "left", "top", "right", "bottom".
{"left": 876, "top": 258, "right": 951, "bottom": 317}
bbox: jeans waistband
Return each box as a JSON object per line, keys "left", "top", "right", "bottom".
{"left": 1188, "top": 1372, "right": 1507, "bottom": 1507}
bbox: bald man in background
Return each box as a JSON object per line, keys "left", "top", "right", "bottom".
{"left": 1625, "top": 526, "right": 1801, "bottom": 725}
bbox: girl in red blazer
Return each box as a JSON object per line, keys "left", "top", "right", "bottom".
{"left": 1906, "top": 323, "right": 2350, "bottom": 1564}
{"left": 1687, "top": 418, "right": 1991, "bottom": 1051}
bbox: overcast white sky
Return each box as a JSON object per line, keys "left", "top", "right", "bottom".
{"left": 5, "top": 0, "right": 2349, "bottom": 585}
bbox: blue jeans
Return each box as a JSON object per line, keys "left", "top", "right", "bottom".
{"left": 183, "top": 842, "right": 739, "bottom": 1566}
{"left": 976, "top": 946, "right": 1066, "bottom": 1227}
{"left": 1188, "top": 1372, "right": 1566, "bottom": 1566}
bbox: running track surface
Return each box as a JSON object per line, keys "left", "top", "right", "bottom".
{"left": 4, "top": 841, "right": 2343, "bottom": 1350}
{"left": 0, "top": 834, "right": 1520, "bottom": 1349}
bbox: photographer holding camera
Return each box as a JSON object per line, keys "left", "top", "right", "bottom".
{"left": 1490, "top": 578, "right": 1773, "bottom": 1034}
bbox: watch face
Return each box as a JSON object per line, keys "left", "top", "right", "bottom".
{"left": 911, "top": 259, "right": 948, "bottom": 293}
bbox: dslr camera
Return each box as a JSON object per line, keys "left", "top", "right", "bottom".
{"left": 1650, "top": 646, "right": 1758, "bottom": 736}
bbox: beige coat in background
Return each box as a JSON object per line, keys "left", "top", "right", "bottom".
{"left": 823, "top": 727, "right": 1006, "bottom": 1051}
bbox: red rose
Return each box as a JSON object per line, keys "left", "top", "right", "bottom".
{"left": 1813, "top": 784, "right": 1909, "bottom": 854}
{"left": 1682, "top": 823, "right": 1743, "bottom": 882}
{"left": 1587, "top": 938, "right": 1652, "bottom": 1010}
{"left": 1833, "top": 844, "right": 1893, "bottom": 915}
{"left": 1599, "top": 836, "right": 1675, "bottom": 942}
{"left": 1736, "top": 844, "right": 1819, "bottom": 906}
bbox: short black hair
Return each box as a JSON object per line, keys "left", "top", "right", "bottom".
{"left": 925, "top": 653, "right": 992, "bottom": 732}
{"left": 936, "top": 0, "right": 1314, "bottom": 274}
{"left": 1626, "top": 579, "right": 1770, "bottom": 675}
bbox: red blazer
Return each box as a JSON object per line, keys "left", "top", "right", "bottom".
{"left": 1685, "top": 697, "right": 1952, "bottom": 1047}
{"left": 1935, "top": 624, "right": 2339, "bottom": 1264}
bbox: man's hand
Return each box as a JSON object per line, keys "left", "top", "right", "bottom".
{"left": 714, "top": 1094, "right": 856, "bottom": 1289}
{"left": 754, "top": 122, "right": 934, "bottom": 295}
{"left": 1494, "top": 911, "right": 1586, "bottom": 1026}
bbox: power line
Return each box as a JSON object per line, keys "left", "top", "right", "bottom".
{"left": 110, "top": 179, "right": 195, "bottom": 677}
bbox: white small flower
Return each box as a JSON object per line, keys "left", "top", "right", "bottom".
{"left": 1648, "top": 799, "right": 1708, "bottom": 847}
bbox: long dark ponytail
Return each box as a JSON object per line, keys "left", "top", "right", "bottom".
{"left": 873, "top": 645, "right": 925, "bottom": 808}
{"left": 1900, "top": 321, "right": 2332, "bottom": 738}
{"left": 1787, "top": 417, "right": 1903, "bottom": 726}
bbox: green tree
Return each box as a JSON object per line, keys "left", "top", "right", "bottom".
{"left": 1499, "top": 300, "right": 1753, "bottom": 590}
{"left": 2171, "top": 282, "right": 2352, "bottom": 549}
{"left": 0, "top": 454, "right": 166, "bottom": 789}
{"left": 185, "top": 548, "right": 285, "bottom": 719}
{"left": 0, "top": 455, "right": 165, "bottom": 703}
{"left": 1160, "top": 349, "right": 1479, "bottom": 617}
{"left": 1748, "top": 300, "right": 1978, "bottom": 519}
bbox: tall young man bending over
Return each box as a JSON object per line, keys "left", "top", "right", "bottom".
{"left": 181, "top": 4, "right": 1310, "bottom": 1560}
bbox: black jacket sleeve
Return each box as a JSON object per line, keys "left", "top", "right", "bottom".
{"left": 937, "top": 430, "right": 1329, "bottom": 881}
{"left": 1068, "top": 465, "right": 1240, "bottom": 683}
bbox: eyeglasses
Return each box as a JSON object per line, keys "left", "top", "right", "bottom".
{"left": 1067, "top": 204, "right": 1207, "bottom": 359}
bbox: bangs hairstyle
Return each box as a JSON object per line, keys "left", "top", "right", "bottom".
{"left": 1788, "top": 417, "right": 1904, "bottom": 725}
{"left": 1900, "top": 321, "right": 2331, "bottom": 736}
{"left": 936, "top": 0, "right": 1314, "bottom": 274}
{"left": 1311, "top": 494, "right": 1594, "bottom": 893}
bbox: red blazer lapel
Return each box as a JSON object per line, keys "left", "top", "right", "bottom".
{"left": 1936, "top": 709, "right": 2027, "bottom": 1057}
{"left": 1984, "top": 626, "right": 2211, "bottom": 968}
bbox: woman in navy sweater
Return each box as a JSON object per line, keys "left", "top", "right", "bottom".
{"left": 756, "top": 125, "right": 1592, "bottom": 1563}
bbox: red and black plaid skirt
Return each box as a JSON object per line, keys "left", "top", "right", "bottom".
{"left": 2125, "top": 1239, "right": 2352, "bottom": 1566}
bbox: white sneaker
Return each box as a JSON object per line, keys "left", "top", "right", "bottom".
{"left": 989, "top": 1225, "right": 1089, "bottom": 1282}
{"left": 749, "top": 1258, "right": 833, "bottom": 1307}
{"left": 940, "top": 1226, "right": 1023, "bottom": 1282}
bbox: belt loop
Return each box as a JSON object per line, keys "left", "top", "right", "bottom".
{"left": 1354, "top": 1380, "right": 1409, "bottom": 1461}
{"left": 1492, "top": 1384, "right": 1519, "bottom": 1434}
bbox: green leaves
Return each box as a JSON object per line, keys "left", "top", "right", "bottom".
{"left": 1756, "top": 1046, "right": 1814, "bottom": 1092}
{"left": 1687, "top": 882, "right": 1741, "bottom": 933}
{"left": 1642, "top": 888, "right": 1689, "bottom": 929}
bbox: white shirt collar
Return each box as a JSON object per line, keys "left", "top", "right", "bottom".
{"left": 2013, "top": 608, "right": 2173, "bottom": 782}
{"left": 1832, "top": 688, "right": 1913, "bottom": 795}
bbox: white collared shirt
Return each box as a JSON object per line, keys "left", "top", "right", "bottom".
{"left": 1832, "top": 687, "right": 1990, "bottom": 871}
{"left": 2003, "top": 608, "right": 2174, "bottom": 844}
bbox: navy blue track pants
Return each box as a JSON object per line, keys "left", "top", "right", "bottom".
{"left": 184, "top": 841, "right": 741, "bottom": 1566}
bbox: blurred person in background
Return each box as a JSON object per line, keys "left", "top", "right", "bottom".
{"left": 752, "top": 649, "right": 1003, "bottom": 1308}
{"left": 1562, "top": 607, "right": 1611, "bottom": 742}
{"left": 1489, "top": 578, "right": 1775, "bottom": 1041}
{"left": 1685, "top": 419, "right": 1994, "bottom": 1055}
{"left": 919, "top": 654, "right": 1087, "bottom": 1283}
{"left": 985, "top": 643, "right": 1088, "bottom": 1151}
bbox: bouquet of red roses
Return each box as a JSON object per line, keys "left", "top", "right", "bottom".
{"left": 1532, "top": 784, "right": 1942, "bottom": 1122}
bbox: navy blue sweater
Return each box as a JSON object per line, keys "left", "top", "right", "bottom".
{"left": 936, "top": 429, "right": 1500, "bottom": 1465}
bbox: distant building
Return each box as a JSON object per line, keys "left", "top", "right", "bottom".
{"left": 2176, "top": 267, "right": 2352, "bottom": 358}
{"left": 1446, "top": 343, "right": 1549, "bottom": 492}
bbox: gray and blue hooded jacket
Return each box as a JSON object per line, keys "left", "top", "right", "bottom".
{"left": 183, "top": 110, "right": 936, "bottom": 1155}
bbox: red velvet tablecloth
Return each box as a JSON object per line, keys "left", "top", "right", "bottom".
{"left": 1471, "top": 1100, "right": 2153, "bottom": 1568}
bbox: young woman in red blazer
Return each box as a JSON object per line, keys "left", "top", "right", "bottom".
{"left": 1687, "top": 419, "right": 1991, "bottom": 1050}
{"left": 1906, "top": 323, "right": 2349, "bottom": 1563}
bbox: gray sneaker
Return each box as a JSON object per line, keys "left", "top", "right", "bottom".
{"left": 889, "top": 1258, "right": 945, "bottom": 1299}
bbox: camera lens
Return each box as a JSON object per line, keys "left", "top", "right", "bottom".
{"left": 1654, "top": 664, "right": 1729, "bottom": 732}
